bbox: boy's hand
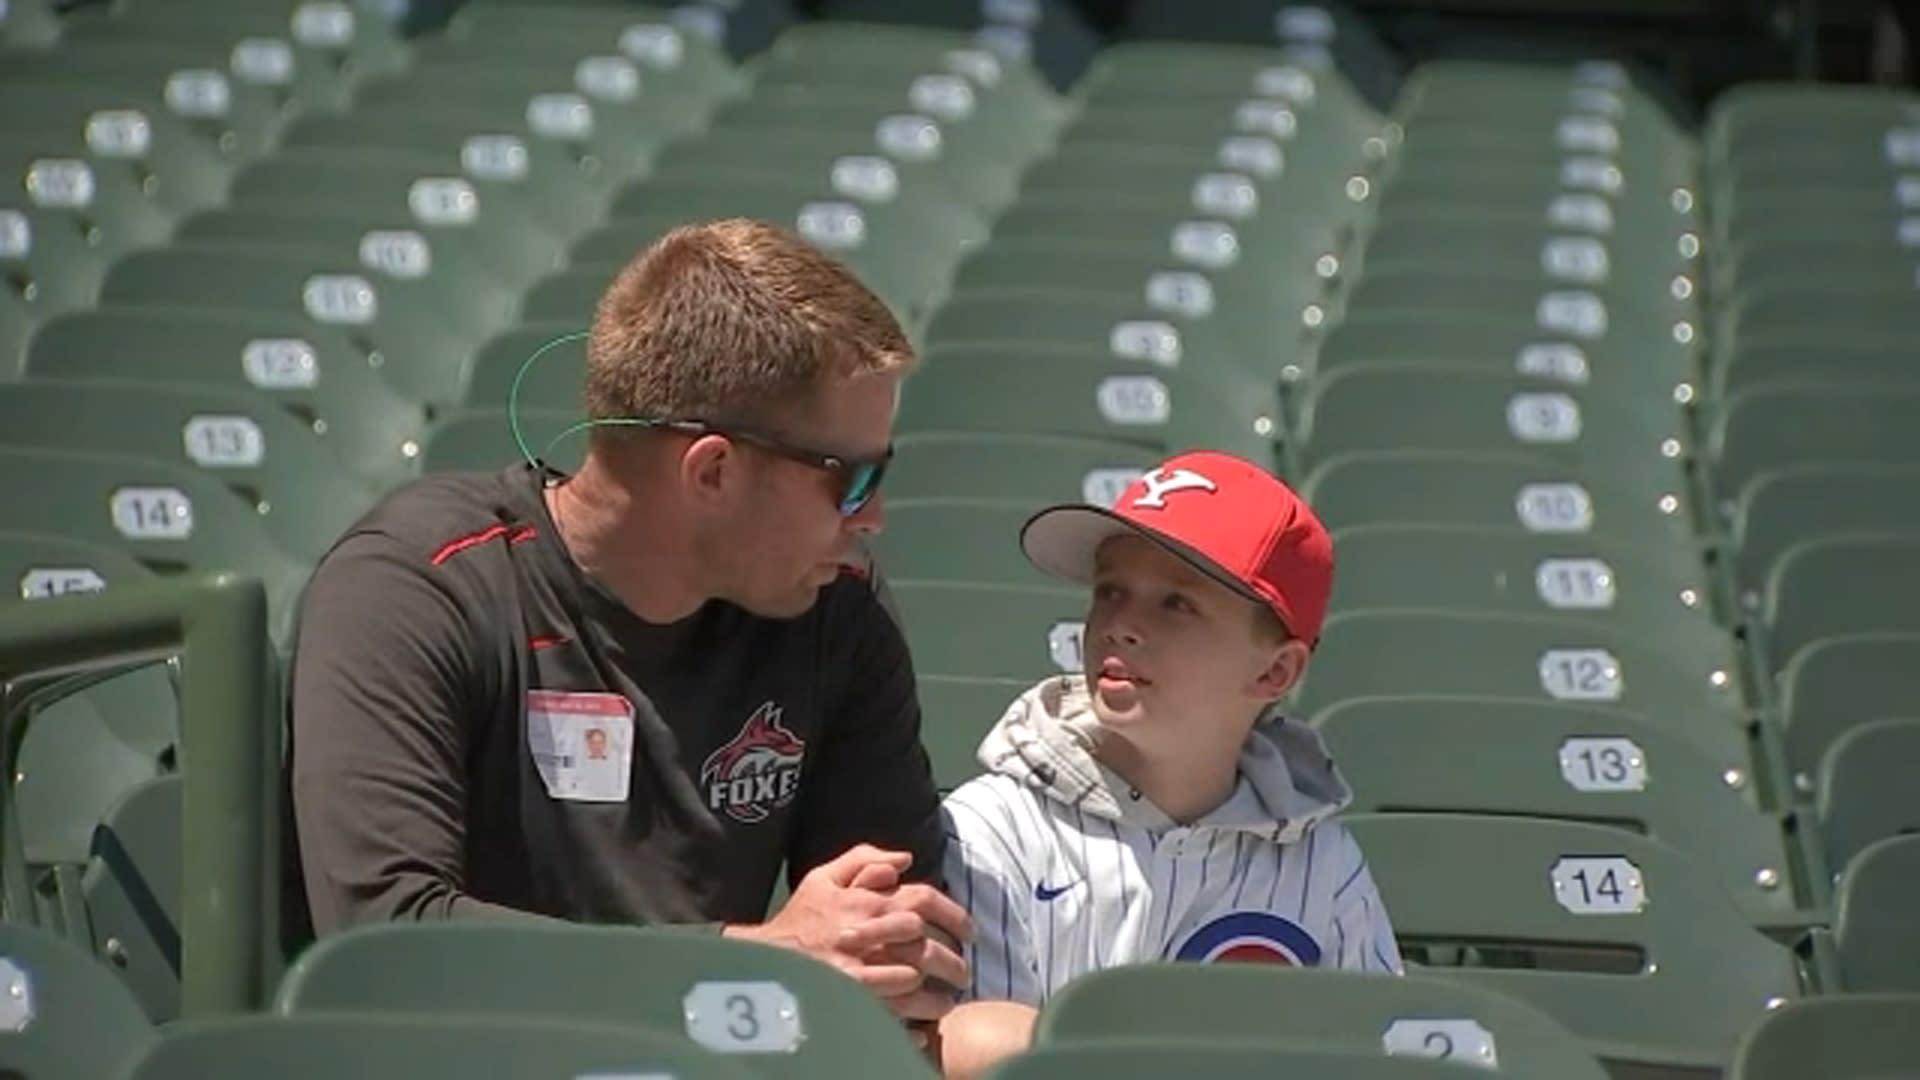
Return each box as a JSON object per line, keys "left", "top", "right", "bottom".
{"left": 935, "top": 1001, "right": 1038, "bottom": 1079}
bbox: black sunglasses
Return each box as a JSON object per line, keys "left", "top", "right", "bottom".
{"left": 607, "top": 417, "right": 892, "bottom": 516}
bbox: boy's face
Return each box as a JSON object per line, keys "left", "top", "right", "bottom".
{"left": 1084, "top": 535, "right": 1309, "bottom": 741}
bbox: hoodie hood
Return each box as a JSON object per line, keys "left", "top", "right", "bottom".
{"left": 975, "top": 675, "right": 1352, "bottom": 843}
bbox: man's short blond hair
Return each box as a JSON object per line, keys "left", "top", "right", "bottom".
{"left": 584, "top": 218, "right": 914, "bottom": 436}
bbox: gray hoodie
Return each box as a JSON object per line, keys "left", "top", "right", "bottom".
{"left": 941, "top": 675, "right": 1402, "bottom": 1004}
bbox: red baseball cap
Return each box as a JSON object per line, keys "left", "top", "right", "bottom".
{"left": 1020, "top": 451, "right": 1334, "bottom": 647}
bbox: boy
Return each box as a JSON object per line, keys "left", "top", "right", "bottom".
{"left": 932, "top": 450, "right": 1402, "bottom": 1076}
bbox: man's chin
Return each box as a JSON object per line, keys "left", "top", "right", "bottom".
{"left": 742, "top": 583, "right": 827, "bottom": 621}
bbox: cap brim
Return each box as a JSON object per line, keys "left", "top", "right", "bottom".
{"left": 1020, "top": 504, "right": 1269, "bottom": 610}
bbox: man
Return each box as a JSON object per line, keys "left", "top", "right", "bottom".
{"left": 282, "top": 219, "right": 969, "bottom": 1031}
{"left": 928, "top": 452, "right": 1401, "bottom": 1077}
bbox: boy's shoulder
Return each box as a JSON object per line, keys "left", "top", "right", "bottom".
{"left": 941, "top": 771, "right": 1036, "bottom": 823}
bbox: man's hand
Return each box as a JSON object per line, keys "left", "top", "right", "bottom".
{"left": 723, "top": 844, "right": 972, "bottom": 1024}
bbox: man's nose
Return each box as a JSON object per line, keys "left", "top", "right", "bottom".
{"left": 845, "top": 491, "right": 885, "bottom": 536}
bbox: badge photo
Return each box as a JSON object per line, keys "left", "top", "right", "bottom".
{"left": 526, "top": 690, "right": 635, "bottom": 803}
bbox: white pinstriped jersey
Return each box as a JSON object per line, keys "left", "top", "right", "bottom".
{"left": 941, "top": 676, "right": 1402, "bottom": 1005}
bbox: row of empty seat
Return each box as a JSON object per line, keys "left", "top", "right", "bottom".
{"left": 0, "top": 0, "right": 1916, "bottom": 1077}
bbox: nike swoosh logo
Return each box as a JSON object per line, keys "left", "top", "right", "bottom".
{"left": 1035, "top": 880, "right": 1079, "bottom": 901}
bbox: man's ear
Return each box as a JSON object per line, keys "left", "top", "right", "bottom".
{"left": 1251, "top": 639, "right": 1312, "bottom": 703}
{"left": 679, "top": 433, "right": 738, "bottom": 508}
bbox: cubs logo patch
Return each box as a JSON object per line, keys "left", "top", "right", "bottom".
{"left": 700, "top": 701, "right": 806, "bottom": 825}
{"left": 1174, "top": 911, "right": 1322, "bottom": 966}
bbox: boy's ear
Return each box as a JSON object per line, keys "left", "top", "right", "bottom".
{"left": 1251, "top": 639, "right": 1312, "bottom": 703}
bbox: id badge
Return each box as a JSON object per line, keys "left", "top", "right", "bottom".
{"left": 526, "top": 690, "right": 634, "bottom": 803}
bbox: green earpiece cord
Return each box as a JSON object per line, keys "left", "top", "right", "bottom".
{"left": 507, "top": 329, "right": 700, "bottom": 467}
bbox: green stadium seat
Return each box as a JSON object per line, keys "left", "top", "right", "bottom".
{"left": 80, "top": 774, "right": 183, "bottom": 1023}
{"left": 1730, "top": 465, "right": 1920, "bottom": 604}
{"left": 0, "top": 0, "right": 62, "bottom": 49}
{"left": 648, "top": 131, "right": 995, "bottom": 217}
{"left": 1761, "top": 534, "right": 1920, "bottom": 671}
{"left": 420, "top": 407, "right": 584, "bottom": 476}
{"left": 760, "top": 19, "right": 1063, "bottom": 93}
{"left": 326, "top": 97, "right": 665, "bottom": 193}
{"left": 1307, "top": 311, "right": 1694, "bottom": 401}
{"left": 1293, "top": 366, "right": 1688, "bottom": 492}
{"left": 97, "top": 248, "right": 485, "bottom": 410}
{"left": 0, "top": 205, "right": 107, "bottom": 372}
{"left": 915, "top": 673, "right": 1026, "bottom": 791}
{"left": 220, "top": 150, "right": 567, "bottom": 281}
{"left": 0, "top": 379, "right": 383, "bottom": 538}
{"left": 124, "top": 1013, "right": 756, "bottom": 1080}
{"left": 277, "top": 110, "right": 618, "bottom": 240}
{"left": 812, "top": 1, "right": 1099, "bottom": 92}
{"left": 170, "top": 207, "right": 543, "bottom": 336}
{"left": 0, "top": 144, "right": 178, "bottom": 266}
{"left": 1711, "top": 381, "right": 1920, "bottom": 502}
{"left": 16, "top": 657, "right": 175, "bottom": 870}
{"left": 1777, "top": 633, "right": 1920, "bottom": 797}
{"left": 749, "top": 63, "right": 1062, "bottom": 160}
{"left": 1730, "top": 994, "right": 1920, "bottom": 1080}
{"left": 586, "top": 177, "right": 985, "bottom": 319}
{"left": 1077, "top": 40, "right": 1382, "bottom": 123}
{"left": 980, "top": 200, "right": 1342, "bottom": 303}
{"left": 869, "top": 499, "right": 1055, "bottom": 589}
{"left": 1297, "top": 609, "right": 1750, "bottom": 768}
{"left": 1314, "top": 697, "right": 1801, "bottom": 922}
{"left": 0, "top": 43, "right": 295, "bottom": 165}
{"left": 0, "top": 530, "right": 156, "bottom": 603}
{"left": 1709, "top": 330, "right": 1911, "bottom": 402}
{"left": 56, "top": 10, "right": 362, "bottom": 114}
{"left": 0, "top": 89, "right": 236, "bottom": 215}
{"left": 1710, "top": 299, "right": 1920, "bottom": 393}
{"left": 943, "top": 246, "right": 1319, "bottom": 374}
{"left": 93, "top": 0, "right": 414, "bottom": 89}
{"left": 922, "top": 290, "right": 1275, "bottom": 382}
{"left": 518, "top": 267, "right": 621, "bottom": 325}
{"left": 1816, "top": 719, "right": 1920, "bottom": 878}
{"left": 1830, "top": 834, "right": 1920, "bottom": 993}
{"left": 0, "top": 920, "right": 156, "bottom": 1079}
{"left": 701, "top": 108, "right": 1030, "bottom": 221}
{"left": 425, "top": 2, "right": 744, "bottom": 104}
{"left": 364, "top": 50, "right": 720, "bottom": 139}
{"left": 275, "top": 921, "right": 935, "bottom": 1079}
{"left": 1036, "top": 128, "right": 1304, "bottom": 209}
{"left": 898, "top": 345, "right": 1280, "bottom": 468}
{"left": 715, "top": 75, "right": 1049, "bottom": 161}
{"left": 1014, "top": 143, "right": 1352, "bottom": 221}
{"left": 988, "top": 1038, "right": 1498, "bottom": 1078}
{"left": 888, "top": 432, "right": 1155, "bottom": 503}
{"left": 1349, "top": 813, "right": 1802, "bottom": 1072}
{"left": 1328, "top": 278, "right": 1690, "bottom": 365}
{"left": 1301, "top": 451, "right": 1703, "bottom": 554}
{"left": 889, "top": 581, "right": 1085, "bottom": 681}
{"left": 1350, "top": 214, "right": 1697, "bottom": 302}
{"left": 0, "top": 448, "right": 315, "bottom": 644}
{"left": 459, "top": 322, "right": 585, "bottom": 410}
{"left": 23, "top": 309, "right": 428, "bottom": 492}
{"left": 1036, "top": 964, "right": 1609, "bottom": 1079}
{"left": 1122, "top": 0, "right": 1405, "bottom": 112}
{"left": 1327, "top": 524, "right": 1724, "bottom": 635}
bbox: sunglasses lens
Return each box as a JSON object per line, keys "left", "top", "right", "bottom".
{"left": 839, "top": 461, "right": 884, "bottom": 515}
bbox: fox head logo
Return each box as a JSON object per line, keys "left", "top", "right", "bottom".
{"left": 700, "top": 702, "right": 807, "bottom": 825}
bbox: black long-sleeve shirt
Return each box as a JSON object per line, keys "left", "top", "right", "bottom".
{"left": 281, "top": 462, "right": 942, "bottom": 950}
